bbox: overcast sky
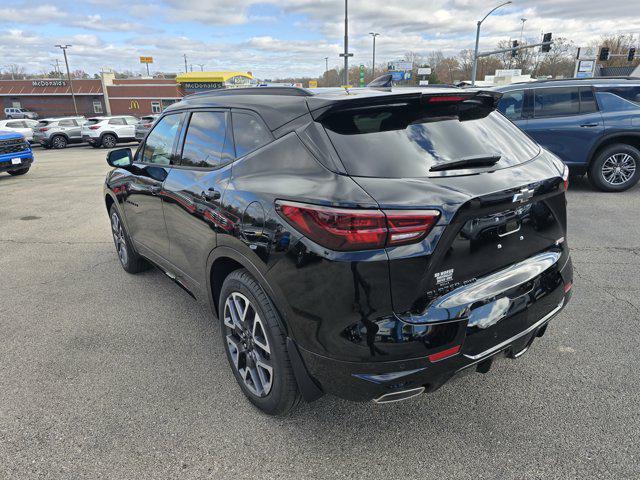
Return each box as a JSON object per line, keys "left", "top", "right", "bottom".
{"left": 1, "top": 0, "right": 639, "bottom": 78}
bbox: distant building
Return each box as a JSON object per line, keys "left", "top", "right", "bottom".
{"left": 0, "top": 69, "right": 256, "bottom": 119}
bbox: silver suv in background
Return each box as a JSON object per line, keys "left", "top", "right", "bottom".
{"left": 32, "top": 117, "right": 87, "bottom": 149}
{"left": 134, "top": 115, "right": 159, "bottom": 141}
{"left": 81, "top": 116, "right": 138, "bottom": 148}
{"left": 4, "top": 107, "right": 39, "bottom": 120}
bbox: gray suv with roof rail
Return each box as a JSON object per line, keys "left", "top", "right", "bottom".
{"left": 32, "top": 117, "right": 86, "bottom": 149}
{"left": 495, "top": 77, "right": 640, "bottom": 192}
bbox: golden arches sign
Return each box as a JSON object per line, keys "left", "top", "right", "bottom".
{"left": 129, "top": 100, "right": 140, "bottom": 110}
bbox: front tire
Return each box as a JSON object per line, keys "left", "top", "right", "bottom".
{"left": 219, "top": 269, "right": 301, "bottom": 416}
{"left": 7, "top": 167, "right": 29, "bottom": 176}
{"left": 109, "top": 205, "right": 150, "bottom": 274}
{"left": 101, "top": 134, "right": 117, "bottom": 149}
{"left": 589, "top": 144, "right": 640, "bottom": 192}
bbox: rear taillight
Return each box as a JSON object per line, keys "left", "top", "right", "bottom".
{"left": 562, "top": 164, "right": 569, "bottom": 190}
{"left": 89, "top": 125, "right": 101, "bottom": 130}
{"left": 427, "top": 95, "right": 468, "bottom": 103}
{"left": 143, "top": 123, "right": 152, "bottom": 128}
{"left": 39, "top": 127, "right": 49, "bottom": 132}
{"left": 276, "top": 200, "right": 440, "bottom": 251}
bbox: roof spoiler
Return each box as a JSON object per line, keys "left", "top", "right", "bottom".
{"left": 310, "top": 90, "right": 503, "bottom": 123}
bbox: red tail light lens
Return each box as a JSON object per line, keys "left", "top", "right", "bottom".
{"left": 89, "top": 125, "right": 101, "bottom": 130}
{"left": 143, "top": 123, "right": 152, "bottom": 128}
{"left": 276, "top": 201, "right": 440, "bottom": 251}
{"left": 384, "top": 210, "right": 440, "bottom": 246}
{"left": 39, "top": 127, "right": 49, "bottom": 132}
{"left": 428, "top": 345, "right": 461, "bottom": 363}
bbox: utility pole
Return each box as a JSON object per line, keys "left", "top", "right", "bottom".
{"left": 471, "top": 1, "right": 512, "bottom": 86}
{"left": 55, "top": 44, "right": 78, "bottom": 116}
{"left": 324, "top": 57, "right": 329, "bottom": 86}
{"left": 339, "top": 0, "right": 353, "bottom": 86}
{"left": 369, "top": 32, "right": 380, "bottom": 76}
{"left": 519, "top": 18, "right": 527, "bottom": 43}
{"left": 183, "top": 54, "right": 188, "bottom": 73}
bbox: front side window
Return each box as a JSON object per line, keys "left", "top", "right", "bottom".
{"left": 6, "top": 121, "right": 23, "bottom": 128}
{"left": 109, "top": 118, "right": 126, "bottom": 125}
{"left": 534, "top": 87, "right": 580, "bottom": 117}
{"left": 232, "top": 112, "right": 272, "bottom": 157}
{"left": 151, "top": 102, "right": 161, "bottom": 114}
{"left": 181, "top": 111, "right": 233, "bottom": 168}
{"left": 141, "top": 114, "right": 183, "bottom": 166}
{"left": 497, "top": 90, "right": 525, "bottom": 120}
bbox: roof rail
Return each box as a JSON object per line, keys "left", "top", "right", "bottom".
{"left": 185, "top": 86, "right": 314, "bottom": 98}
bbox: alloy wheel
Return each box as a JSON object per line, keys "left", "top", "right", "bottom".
{"left": 52, "top": 136, "right": 66, "bottom": 149}
{"left": 223, "top": 291, "right": 274, "bottom": 397}
{"left": 602, "top": 153, "right": 636, "bottom": 186}
{"left": 111, "top": 211, "right": 128, "bottom": 266}
{"left": 103, "top": 136, "right": 116, "bottom": 148}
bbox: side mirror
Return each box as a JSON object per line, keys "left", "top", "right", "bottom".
{"left": 107, "top": 148, "right": 132, "bottom": 167}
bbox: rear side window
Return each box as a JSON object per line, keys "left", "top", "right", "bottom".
{"left": 232, "top": 112, "right": 272, "bottom": 157}
{"left": 181, "top": 111, "right": 233, "bottom": 168}
{"left": 324, "top": 110, "right": 540, "bottom": 178}
{"left": 598, "top": 86, "right": 640, "bottom": 105}
{"left": 141, "top": 114, "right": 182, "bottom": 166}
{"left": 534, "top": 87, "right": 580, "bottom": 117}
{"left": 497, "top": 90, "right": 524, "bottom": 120}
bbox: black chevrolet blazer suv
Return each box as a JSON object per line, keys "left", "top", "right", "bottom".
{"left": 103, "top": 86, "right": 573, "bottom": 415}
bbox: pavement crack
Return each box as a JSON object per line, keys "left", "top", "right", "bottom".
{"left": 0, "top": 238, "right": 110, "bottom": 246}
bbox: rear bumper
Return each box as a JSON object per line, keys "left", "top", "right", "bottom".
{"left": 299, "top": 292, "right": 570, "bottom": 402}
{"left": 82, "top": 134, "right": 100, "bottom": 144}
{"left": 0, "top": 151, "right": 33, "bottom": 172}
{"left": 295, "top": 250, "right": 573, "bottom": 402}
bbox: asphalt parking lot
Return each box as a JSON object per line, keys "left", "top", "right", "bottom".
{"left": 1, "top": 146, "right": 639, "bottom": 479}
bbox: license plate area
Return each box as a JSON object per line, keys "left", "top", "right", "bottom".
{"left": 11, "top": 158, "right": 21, "bottom": 165}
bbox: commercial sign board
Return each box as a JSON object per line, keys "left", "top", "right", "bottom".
{"left": 391, "top": 61, "right": 413, "bottom": 71}
{"left": 31, "top": 80, "right": 67, "bottom": 87}
{"left": 308, "top": 80, "right": 318, "bottom": 88}
{"left": 181, "top": 82, "right": 225, "bottom": 90}
{"left": 139, "top": 56, "right": 154, "bottom": 64}
{"left": 417, "top": 67, "right": 431, "bottom": 75}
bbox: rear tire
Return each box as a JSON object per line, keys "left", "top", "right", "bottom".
{"left": 101, "top": 134, "right": 117, "bottom": 149}
{"left": 219, "top": 269, "right": 301, "bottom": 416}
{"left": 109, "top": 205, "right": 150, "bottom": 274}
{"left": 51, "top": 135, "right": 68, "bottom": 149}
{"left": 588, "top": 144, "right": 640, "bottom": 192}
{"left": 7, "top": 167, "right": 29, "bottom": 176}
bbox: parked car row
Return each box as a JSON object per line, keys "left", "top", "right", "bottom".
{"left": 21, "top": 115, "right": 158, "bottom": 149}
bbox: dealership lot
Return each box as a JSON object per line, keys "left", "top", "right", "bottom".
{"left": 1, "top": 147, "right": 639, "bottom": 479}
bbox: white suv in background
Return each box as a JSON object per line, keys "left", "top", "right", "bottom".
{"left": 0, "top": 119, "right": 39, "bottom": 142}
{"left": 81, "top": 116, "right": 138, "bottom": 148}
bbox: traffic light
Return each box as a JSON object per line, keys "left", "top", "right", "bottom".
{"left": 511, "top": 40, "right": 519, "bottom": 58}
{"left": 599, "top": 47, "right": 610, "bottom": 61}
{"left": 629, "top": 48, "right": 636, "bottom": 62}
{"left": 541, "top": 33, "right": 552, "bottom": 52}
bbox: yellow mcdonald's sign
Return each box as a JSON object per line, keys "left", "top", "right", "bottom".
{"left": 129, "top": 100, "right": 140, "bottom": 110}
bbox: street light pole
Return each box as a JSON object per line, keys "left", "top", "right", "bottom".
{"left": 343, "top": 0, "right": 349, "bottom": 85}
{"left": 55, "top": 44, "right": 78, "bottom": 116}
{"left": 519, "top": 17, "right": 527, "bottom": 43}
{"left": 369, "top": 32, "right": 380, "bottom": 76}
{"left": 471, "top": 1, "right": 512, "bottom": 86}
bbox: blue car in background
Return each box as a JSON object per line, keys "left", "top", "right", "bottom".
{"left": 495, "top": 78, "right": 640, "bottom": 192}
{"left": 0, "top": 130, "right": 33, "bottom": 177}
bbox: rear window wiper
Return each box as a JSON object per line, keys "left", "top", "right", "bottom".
{"left": 429, "top": 154, "right": 501, "bottom": 172}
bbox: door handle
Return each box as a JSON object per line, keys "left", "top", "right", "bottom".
{"left": 580, "top": 123, "right": 599, "bottom": 127}
{"left": 202, "top": 188, "right": 221, "bottom": 201}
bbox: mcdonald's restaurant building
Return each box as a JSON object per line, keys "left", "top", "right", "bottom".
{"left": 0, "top": 71, "right": 255, "bottom": 119}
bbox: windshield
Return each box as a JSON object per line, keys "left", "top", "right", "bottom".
{"left": 324, "top": 110, "right": 540, "bottom": 178}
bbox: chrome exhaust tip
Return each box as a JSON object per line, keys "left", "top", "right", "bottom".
{"left": 373, "top": 386, "right": 425, "bottom": 404}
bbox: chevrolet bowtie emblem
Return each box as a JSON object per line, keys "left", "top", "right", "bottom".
{"left": 513, "top": 187, "right": 534, "bottom": 203}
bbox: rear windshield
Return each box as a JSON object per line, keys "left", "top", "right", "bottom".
{"left": 323, "top": 110, "right": 540, "bottom": 178}
{"left": 36, "top": 121, "right": 50, "bottom": 127}
{"left": 85, "top": 118, "right": 101, "bottom": 125}
{"left": 140, "top": 116, "right": 155, "bottom": 122}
